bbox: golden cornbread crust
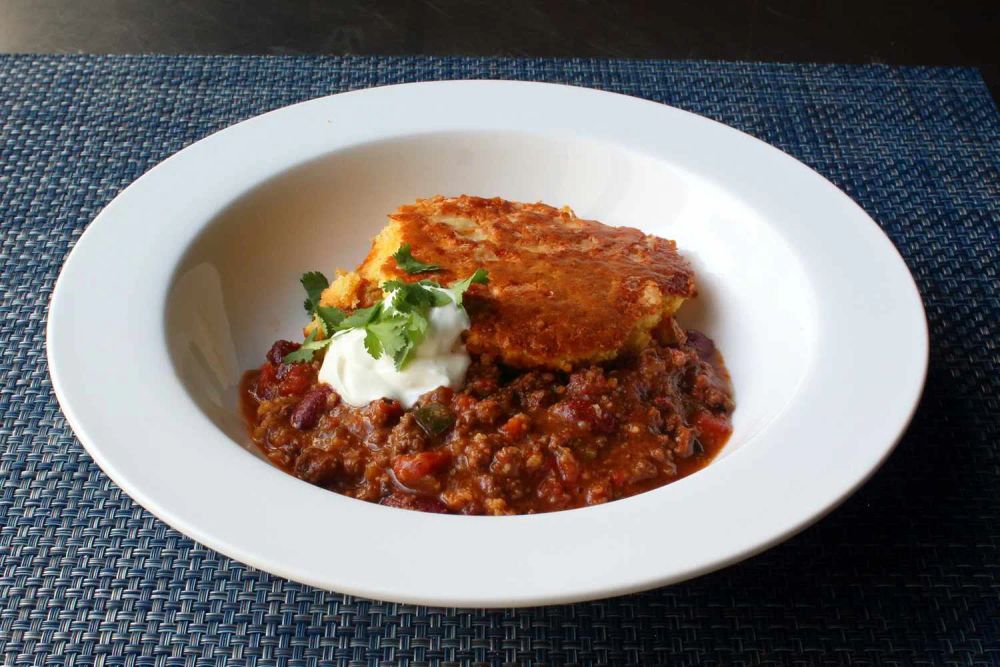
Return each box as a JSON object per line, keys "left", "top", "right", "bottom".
{"left": 320, "top": 195, "right": 696, "bottom": 370}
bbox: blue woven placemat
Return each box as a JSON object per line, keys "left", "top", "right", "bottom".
{"left": 1, "top": 55, "right": 998, "bottom": 666}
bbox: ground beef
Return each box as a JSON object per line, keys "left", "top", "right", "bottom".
{"left": 242, "top": 329, "right": 734, "bottom": 515}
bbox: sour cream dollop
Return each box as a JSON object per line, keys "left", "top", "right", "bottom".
{"left": 318, "top": 295, "right": 471, "bottom": 408}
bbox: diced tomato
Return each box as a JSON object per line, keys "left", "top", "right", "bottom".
{"left": 255, "top": 362, "right": 278, "bottom": 398}
{"left": 393, "top": 450, "right": 452, "bottom": 488}
{"left": 500, "top": 413, "right": 529, "bottom": 441}
{"left": 277, "top": 363, "right": 313, "bottom": 396}
{"left": 693, "top": 410, "right": 732, "bottom": 449}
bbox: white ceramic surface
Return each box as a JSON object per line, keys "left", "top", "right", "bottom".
{"left": 47, "top": 81, "right": 928, "bottom": 607}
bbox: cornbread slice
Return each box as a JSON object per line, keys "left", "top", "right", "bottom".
{"left": 321, "top": 195, "right": 695, "bottom": 370}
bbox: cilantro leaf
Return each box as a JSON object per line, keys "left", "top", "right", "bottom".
{"left": 363, "top": 329, "right": 383, "bottom": 358}
{"left": 316, "top": 305, "right": 346, "bottom": 334}
{"left": 283, "top": 329, "right": 332, "bottom": 363}
{"left": 420, "top": 282, "right": 453, "bottom": 307}
{"left": 367, "top": 316, "right": 410, "bottom": 366}
{"left": 447, "top": 268, "right": 489, "bottom": 308}
{"left": 383, "top": 279, "right": 450, "bottom": 311}
{"left": 301, "top": 271, "right": 330, "bottom": 314}
{"left": 338, "top": 303, "right": 381, "bottom": 329}
{"left": 381, "top": 279, "right": 409, "bottom": 293}
{"left": 404, "top": 309, "right": 429, "bottom": 339}
{"left": 393, "top": 243, "right": 440, "bottom": 274}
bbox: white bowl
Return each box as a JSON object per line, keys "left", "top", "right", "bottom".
{"left": 47, "top": 81, "right": 928, "bottom": 607}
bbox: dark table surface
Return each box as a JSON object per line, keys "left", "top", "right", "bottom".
{"left": 2, "top": 54, "right": 998, "bottom": 666}
{"left": 1, "top": 4, "right": 998, "bottom": 665}
{"left": 1, "top": 0, "right": 997, "bottom": 101}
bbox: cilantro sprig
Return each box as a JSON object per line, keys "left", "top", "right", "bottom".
{"left": 284, "top": 249, "right": 487, "bottom": 369}
{"left": 446, "top": 269, "right": 488, "bottom": 308}
{"left": 282, "top": 328, "right": 332, "bottom": 363}
{"left": 392, "top": 243, "right": 440, "bottom": 274}
{"left": 300, "top": 271, "right": 329, "bottom": 314}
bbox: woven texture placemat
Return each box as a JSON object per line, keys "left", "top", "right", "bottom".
{"left": 1, "top": 55, "right": 998, "bottom": 666}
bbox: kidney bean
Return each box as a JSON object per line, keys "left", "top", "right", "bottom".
{"left": 293, "top": 446, "right": 339, "bottom": 485}
{"left": 380, "top": 493, "right": 449, "bottom": 513}
{"left": 556, "top": 398, "right": 616, "bottom": 435}
{"left": 290, "top": 386, "right": 330, "bottom": 430}
{"left": 410, "top": 496, "right": 450, "bottom": 513}
{"left": 267, "top": 339, "right": 302, "bottom": 365}
{"left": 685, "top": 330, "right": 716, "bottom": 362}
